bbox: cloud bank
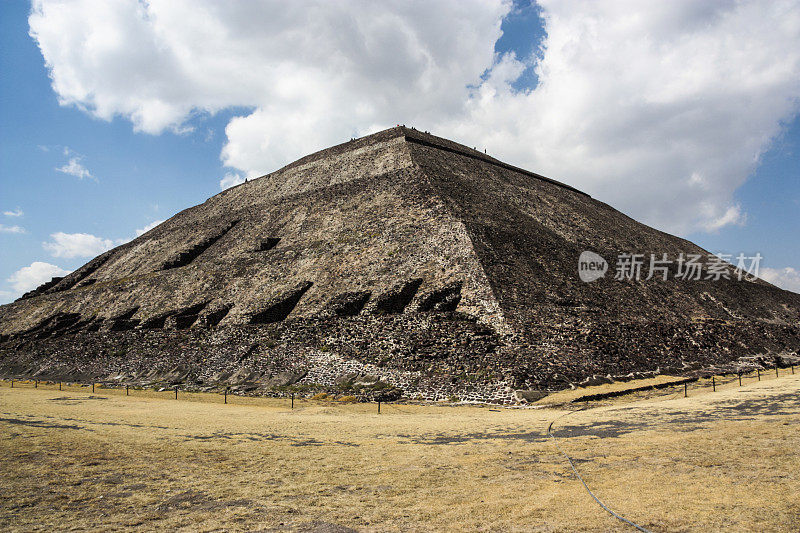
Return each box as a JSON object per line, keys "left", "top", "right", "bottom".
{"left": 761, "top": 267, "right": 800, "bottom": 294}
{"left": 6, "top": 261, "right": 70, "bottom": 294}
{"left": 29, "top": 0, "right": 800, "bottom": 235}
{"left": 41, "top": 218, "right": 165, "bottom": 259}
{"left": 43, "top": 231, "right": 119, "bottom": 258}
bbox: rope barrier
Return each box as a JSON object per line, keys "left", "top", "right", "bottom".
{"left": 547, "top": 408, "right": 653, "bottom": 533}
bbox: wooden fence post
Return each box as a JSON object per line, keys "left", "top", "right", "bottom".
{"left": 224, "top": 388, "right": 228, "bottom": 404}
{"left": 757, "top": 369, "right": 760, "bottom": 381}
{"left": 291, "top": 393, "right": 294, "bottom": 410}
{"left": 738, "top": 373, "right": 742, "bottom": 386}
{"left": 378, "top": 400, "right": 381, "bottom": 414}
{"left": 712, "top": 376, "right": 715, "bottom": 392}
{"left": 92, "top": 382, "right": 95, "bottom": 393}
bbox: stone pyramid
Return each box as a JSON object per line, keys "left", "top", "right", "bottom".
{"left": 2, "top": 127, "right": 799, "bottom": 402}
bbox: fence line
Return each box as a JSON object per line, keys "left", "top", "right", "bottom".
{"left": 2, "top": 364, "right": 797, "bottom": 408}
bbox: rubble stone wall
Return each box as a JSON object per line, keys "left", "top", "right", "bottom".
{"left": 2, "top": 312, "right": 798, "bottom": 403}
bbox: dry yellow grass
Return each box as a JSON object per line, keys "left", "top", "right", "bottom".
{"left": 1, "top": 372, "right": 798, "bottom": 531}
{"left": 533, "top": 374, "right": 691, "bottom": 405}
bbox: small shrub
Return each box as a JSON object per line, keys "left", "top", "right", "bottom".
{"left": 336, "top": 395, "right": 357, "bottom": 403}
{"left": 311, "top": 392, "right": 329, "bottom": 401}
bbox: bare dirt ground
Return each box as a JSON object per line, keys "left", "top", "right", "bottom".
{"left": 1, "top": 371, "right": 798, "bottom": 532}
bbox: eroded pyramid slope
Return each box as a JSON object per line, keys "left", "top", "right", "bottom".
{"left": 1, "top": 127, "right": 798, "bottom": 401}
{"left": 0, "top": 130, "right": 502, "bottom": 333}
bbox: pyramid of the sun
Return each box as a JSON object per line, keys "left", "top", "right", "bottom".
{"left": 1, "top": 127, "right": 799, "bottom": 401}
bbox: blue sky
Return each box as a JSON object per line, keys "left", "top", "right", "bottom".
{"left": 1, "top": 0, "right": 799, "bottom": 302}
{"left": 1, "top": 0, "right": 242, "bottom": 301}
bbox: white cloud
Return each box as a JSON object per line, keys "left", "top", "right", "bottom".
{"left": 6, "top": 261, "right": 71, "bottom": 294}
{"left": 39, "top": 220, "right": 165, "bottom": 263}
{"left": 444, "top": 0, "right": 800, "bottom": 234}
{"left": 0, "top": 224, "right": 26, "bottom": 234}
{"left": 219, "top": 172, "right": 246, "bottom": 190}
{"left": 701, "top": 205, "right": 746, "bottom": 233}
{"left": 134, "top": 219, "right": 165, "bottom": 237}
{"left": 56, "top": 156, "right": 94, "bottom": 180}
{"left": 29, "top": 0, "right": 800, "bottom": 235}
{"left": 43, "top": 232, "right": 119, "bottom": 258}
{"left": 30, "top": 0, "right": 508, "bottom": 167}
{"left": 760, "top": 267, "right": 800, "bottom": 294}
{"left": 3, "top": 208, "right": 23, "bottom": 217}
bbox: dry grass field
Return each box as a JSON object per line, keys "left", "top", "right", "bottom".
{"left": 1, "top": 371, "right": 799, "bottom": 532}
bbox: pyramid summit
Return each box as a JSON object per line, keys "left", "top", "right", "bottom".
{"left": 2, "top": 126, "right": 799, "bottom": 402}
